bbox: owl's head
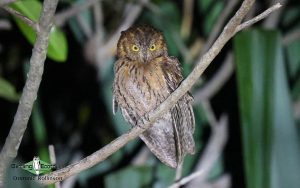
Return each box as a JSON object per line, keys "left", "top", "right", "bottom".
{"left": 117, "top": 26, "right": 168, "bottom": 63}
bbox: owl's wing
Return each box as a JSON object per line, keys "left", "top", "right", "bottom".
{"left": 120, "top": 107, "right": 138, "bottom": 126}
{"left": 112, "top": 59, "right": 125, "bottom": 115}
{"left": 173, "top": 95, "right": 195, "bottom": 154}
{"left": 163, "top": 57, "right": 196, "bottom": 158}
{"left": 139, "top": 112, "right": 179, "bottom": 168}
{"left": 120, "top": 107, "right": 180, "bottom": 168}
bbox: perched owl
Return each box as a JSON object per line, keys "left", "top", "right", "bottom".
{"left": 112, "top": 25, "right": 195, "bottom": 168}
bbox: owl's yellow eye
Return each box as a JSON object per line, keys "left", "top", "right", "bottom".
{"left": 132, "top": 45, "right": 139, "bottom": 52}
{"left": 149, "top": 44, "right": 156, "bottom": 51}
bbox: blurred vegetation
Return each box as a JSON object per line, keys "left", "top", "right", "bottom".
{"left": 0, "top": 0, "right": 300, "bottom": 188}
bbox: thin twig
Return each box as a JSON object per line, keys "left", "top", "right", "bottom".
{"left": 3, "top": 6, "right": 39, "bottom": 32}
{"left": 49, "top": 145, "right": 56, "bottom": 168}
{"left": 38, "top": 1, "right": 281, "bottom": 185}
{"left": 0, "top": 0, "right": 59, "bottom": 185}
{"left": 180, "top": 0, "right": 194, "bottom": 39}
{"left": 192, "top": 3, "right": 282, "bottom": 102}
{"left": 76, "top": 14, "right": 92, "bottom": 38}
{"left": 200, "top": 0, "right": 239, "bottom": 56}
{"left": 93, "top": 1, "right": 104, "bottom": 42}
{"left": 49, "top": 145, "right": 60, "bottom": 188}
{"left": 201, "top": 100, "right": 218, "bottom": 128}
{"left": 83, "top": 1, "right": 104, "bottom": 63}
{"left": 169, "top": 115, "right": 228, "bottom": 188}
{"left": 55, "top": 0, "right": 102, "bottom": 27}
{"left": 283, "top": 29, "right": 300, "bottom": 45}
{"left": 235, "top": 3, "right": 282, "bottom": 33}
{"left": 263, "top": 0, "right": 287, "bottom": 28}
{"left": 192, "top": 174, "right": 231, "bottom": 188}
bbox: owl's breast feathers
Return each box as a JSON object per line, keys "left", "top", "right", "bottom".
{"left": 113, "top": 56, "right": 180, "bottom": 114}
{"left": 113, "top": 56, "right": 195, "bottom": 168}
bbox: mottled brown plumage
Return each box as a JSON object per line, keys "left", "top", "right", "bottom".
{"left": 112, "top": 26, "right": 195, "bottom": 168}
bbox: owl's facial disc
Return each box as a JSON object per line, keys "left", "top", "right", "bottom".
{"left": 131, "top": 42, "right": 153, "bottom": 63}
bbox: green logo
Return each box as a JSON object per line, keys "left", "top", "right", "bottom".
{"left": 21, "top": 157, "right": 55, "bottom": 175}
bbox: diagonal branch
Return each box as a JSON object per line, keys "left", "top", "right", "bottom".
{"left": 3, "top": 6, "right": 39, "bottom": 32}
{"left": 235, "top": 3, "right": 282, "bottom": 33}
{"left": 0, "top": 0, "right": 59, "bottom": 185}
{"left": 200, "top": 0, "right": 240, "bottom": 56}
{"left": 193, "top": 2, "right": 282, "bottom": 104}
{"left": 38, "top": 0, "right": 281, "bottom": 185}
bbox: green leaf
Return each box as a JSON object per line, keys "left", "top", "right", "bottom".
{"left": 0, "top": 77, "right": 20, "bottom": 102}
{"left": 32, "top": 102, "right": 50, "bottom": 162}
{"left": 234, "top": 30, "right": 300, "bottom": 188}
{"left": 104, "top": 166, "right": 152, "bottom": 188}
{"left": 10, "top": 0, "right": 68, "bottom": 62}
{"left": 197, "top": 0, "right": 224, "bottom": 36}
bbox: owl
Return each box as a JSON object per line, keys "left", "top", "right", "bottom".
{"left": 112, "top": 25, "right": 195, "bottom": 168}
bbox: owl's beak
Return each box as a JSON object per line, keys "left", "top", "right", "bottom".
{"left": 142, "top": 50, "right": 149, "bottom": 63}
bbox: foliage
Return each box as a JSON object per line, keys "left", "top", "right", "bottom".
{"left": 235, "top": 30, "right": 300, "bottom": 188}
{"left": 10, "top": 0, "right": 68, "bottom": 62}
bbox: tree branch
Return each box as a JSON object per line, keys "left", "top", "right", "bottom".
{"left": 193, "top": 2, "right": 282, "bottom": 104}
{"left": 263, "top": 0, "right": 287, "bottom": 28}
{"left": 38, "top": 0, "right": 281, "bottom": 185}
{"left": 3, "top": 6, "right": 39, "bottom": 32}
{"left": 235, "top": 3, "right": 282, "bottom": 33}
{"left": 200, "top": 0, "right": 240, "bottom": 56}
{"left": 0, "top": 0, "right": 59, "bottom": 185}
